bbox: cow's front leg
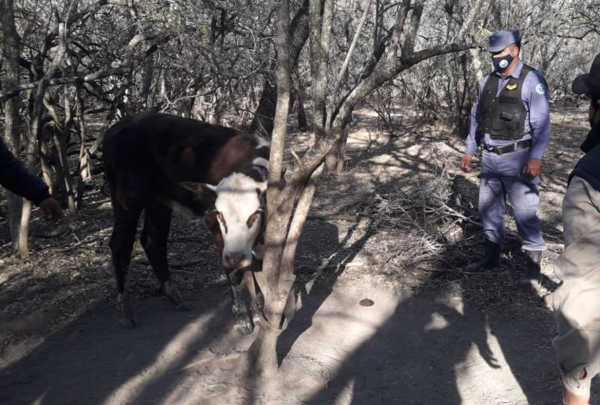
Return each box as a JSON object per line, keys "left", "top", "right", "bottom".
{"left": 245, "top": 265, "right": 264, "bottom": 321}
{"left": 228, "top": 267, "right": 254, "bottom": 335}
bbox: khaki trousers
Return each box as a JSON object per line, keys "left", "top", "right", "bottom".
{"left": 553, "top": 176, "right": 600, "bottom": 395}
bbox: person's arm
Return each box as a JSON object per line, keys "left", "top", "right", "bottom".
{"left": 521, "top": 71, "right": 551, "bottom": 179}
{"left": 579, "top": 101, "right": 600, "bottom": 153}
{"left": 0, "top": 139, "right": 51, "bottom": 204}
{"left": 526, "top": 71, "right": 551, "bottom": 160}
{"left": 461, "top": 78, "right": 486, "bottom": 172}
{"left": 466, "top": 78, "right": 487, "bottom": 156}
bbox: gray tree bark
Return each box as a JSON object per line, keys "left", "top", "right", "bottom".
{"left": 248, "top": 0, "right": 311, "bottom": 136}
{"left": 1, "top": 0, "right": 26, "bottom": 253}
{"left": 248, "top": 0, "right": 293, "bottom": 380}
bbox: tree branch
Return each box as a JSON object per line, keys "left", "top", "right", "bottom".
{"left": 326, "top": 0, "right": 373, "bottom": 129}
{"left": 0, "top": 66, "right": 132, "bottom": 100}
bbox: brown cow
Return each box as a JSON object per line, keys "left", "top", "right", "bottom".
{"left": 103, "top": 112, "right": 268, "bottom": 334}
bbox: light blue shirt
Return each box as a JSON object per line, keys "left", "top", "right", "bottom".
{"left": 466, "top": 60, "right": 551, "bottom": 160}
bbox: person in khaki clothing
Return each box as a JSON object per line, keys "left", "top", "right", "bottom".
{"left": 553, "top": 52, "right": 600, "bottom": 405}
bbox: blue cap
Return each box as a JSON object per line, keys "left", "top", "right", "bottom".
{"left": 487, "top": 29, "right": 521, "bottom": 53}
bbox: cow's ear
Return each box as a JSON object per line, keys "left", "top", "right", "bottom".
{"left": 256, "top": 180, "right": 268, "bottom": 199}
{"left": 180, "top": 182, "right": 217, "bottom": 196}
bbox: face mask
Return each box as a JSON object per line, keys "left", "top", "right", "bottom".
{"left": 492, "top": 54, "right": 514, "bottom": 73}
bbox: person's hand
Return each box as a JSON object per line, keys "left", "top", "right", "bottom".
{"left": 522, "top": 158, "right": 541, "bottom": 180}
{"left": 37, "top": 197, "right": 63, "bottom": 221}
{"left": 460, "top": 154, "right": 473, "bottom": 173}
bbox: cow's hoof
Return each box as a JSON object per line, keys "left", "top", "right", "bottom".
{"left": 175, "top": 301, "right": 192, "bottom": 311}
{"left": 119, "top": 316, "right": 138, "bottom": 328}
{"left": 235, "top": 321, "right": 254, "bottom": 335}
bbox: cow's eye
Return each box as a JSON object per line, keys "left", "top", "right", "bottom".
{"left": 247, "top": 210, "right": 261, "bottom": 228}
{"left": 216, "top": 211, "right": 228, "bottom": 233}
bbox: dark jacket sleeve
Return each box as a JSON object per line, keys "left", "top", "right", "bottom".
{"left": 0, "top": 139, "right": 51, "bottom": 205}
{"left": 580, "top": 120, "right": 600, "bottom": 153}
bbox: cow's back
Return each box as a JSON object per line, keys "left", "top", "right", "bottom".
{"left": 103, "top": 112, "right": 262, "bottom": 214}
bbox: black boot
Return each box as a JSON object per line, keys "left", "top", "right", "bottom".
{"left": 463, "top": 240, "right": 501, "bottom": 274}
{"left": 519, "top": 250, "right": 542, "bottom": 288}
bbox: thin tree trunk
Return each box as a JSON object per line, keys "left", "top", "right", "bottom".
{"left": 75, "top": 86, "right": 87, "bottom": 207}
{"left": 456, "top": 53, "right": 472, "bottom": 134}
{"left": 295, "top": 75, "right": 308, "bottom": 131}
{"left": 248, "top": 0, "right": 292, "bottom": 380}
{"left": 1, "top": 0, "right": 25, "bottom": 252}
{"left": 248, "top": 0, "right": 310, "bottom": 136}
{"left": 247, "top": 0, "right": 484, "bottom": 387}
{"left": 44, "top": 94, "right": 76, "bottom": 211}
{"left": 323, "top": 0, "right": 372, "bottom": 174}
{"left": 17, "top": 200, "right": 32, "bottom": 257}
{"left": 248, "top": 79, "right": 277, "bottom": 136}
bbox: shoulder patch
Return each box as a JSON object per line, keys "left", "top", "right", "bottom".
{"left": 535, "top": 83, "right": 545, "bottom": 95}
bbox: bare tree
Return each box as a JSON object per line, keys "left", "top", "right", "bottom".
{"left": 245, "top": 0, "right": 482, "bottom": 386}
{"left": 248, "top": 0, "right": 310, "bottom": 136}
{"left": 0, "top": 0, "right": 165, "bottom": 255}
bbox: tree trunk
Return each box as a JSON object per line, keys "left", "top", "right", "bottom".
{"left": 248, "top": 0, "right": 310, "bottom": 136}
{"left": 247, "top": 327, "right": 280, "bottom": 377}
{"left": 323, "top": 0, "right": 372, "bottom": 174}
{"left": 75, "top": 87, "right": 87, "bottom": 208}
{"left": 248, "top": 79, "right": 277, "bottom": 136}
{"left": 247, "top": 0, "right": 481, "bottom": 385}
{"left": 296, "top": 82, "right": 308, "bottom": 131}
{"left": 248, "top": 0, "right": 293, "bottom": 380}
{"left": 140, "top": 53, "right": 154, "bottom": 109}
{"left": 324, "top": 121, "right": 351, "bottom": 175}
{"left": 43, "top": 92, "right": 76, "bottom": 211}
{"left": 53, "top": 127, "right": 77, "bottom": 211}
{"left": 456, "top": 52, "right": 472, "bottom": 134}
{"left": 1, "top": 0, "right": 26, "bottom": 252}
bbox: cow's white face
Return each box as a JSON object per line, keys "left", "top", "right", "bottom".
{"left": 209, "top": 173, "right": 267, "bottom": 269}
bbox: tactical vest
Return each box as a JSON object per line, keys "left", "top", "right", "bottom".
{"left": 479, "top": 64, "right": 534, "bottom": 141}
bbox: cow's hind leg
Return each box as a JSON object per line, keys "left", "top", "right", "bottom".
{"left": 140, "top": 203, "right": 191, "bottom": 311}
{"left": 109, "top": 205, "right": 142, "bottom": 328}
{"left": 228, "top": 268, "right": 254, "bottom": 335}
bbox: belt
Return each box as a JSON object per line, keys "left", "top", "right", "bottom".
{"left": 483, "top": 139, "right": 532, "bottom": 156}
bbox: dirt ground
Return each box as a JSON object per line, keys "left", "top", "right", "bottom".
{"left": 0, "top": 104, "right": 598, "bottom": 405}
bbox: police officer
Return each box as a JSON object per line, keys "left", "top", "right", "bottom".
{"left": 460, "top": 29, "right": 551, "bottom": 287}
{"left": 552, "top": 52, "right": 600, "bottom": 405}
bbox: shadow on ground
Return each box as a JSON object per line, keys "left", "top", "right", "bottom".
{"left": 1, "top": 106, "right": 597, "bottom": 405}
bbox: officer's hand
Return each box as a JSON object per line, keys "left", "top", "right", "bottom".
{"left": 460, "top": 154, "right": 473, "bottom": 173}
{"left": 38, "top": 197, "right": 63, "bottom": 222}
{"left": 523, "top": 158, "right": 541, "bottom": 180}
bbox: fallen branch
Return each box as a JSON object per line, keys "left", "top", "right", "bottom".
{"left": 40, "top": 235, "right": 98, "bottom": 253}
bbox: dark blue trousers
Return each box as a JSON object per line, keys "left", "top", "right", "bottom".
{"left": 478, "top": 148, "right": 546, "bottom": 251}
